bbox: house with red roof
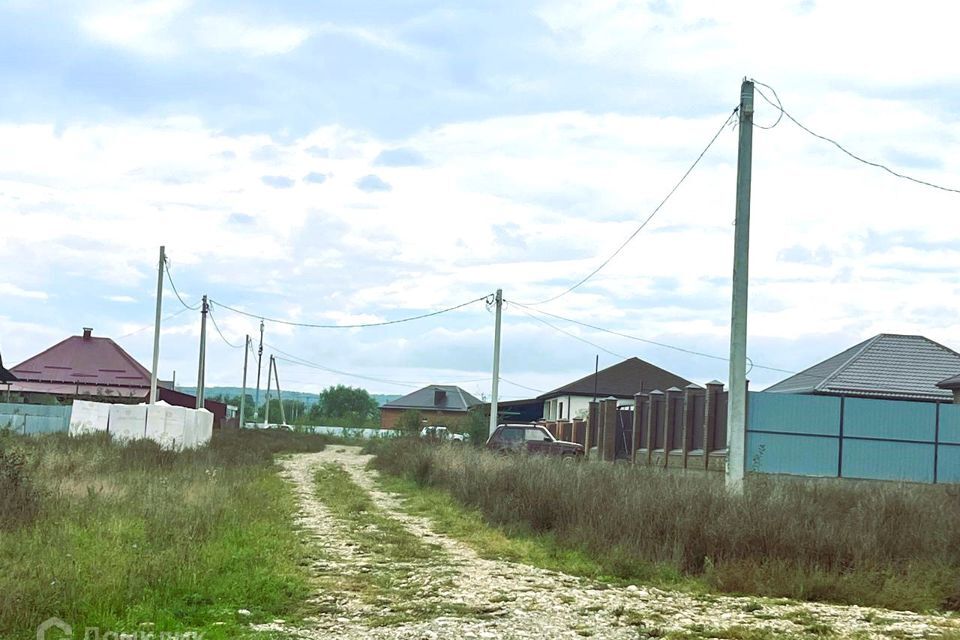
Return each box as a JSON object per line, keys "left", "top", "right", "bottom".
{"left": 9, "top": 327, "right": 226, "bottom": 426}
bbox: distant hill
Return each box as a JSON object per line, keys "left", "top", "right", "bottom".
{"left": 183, "top": 386, "right": 400, "bottom": 407}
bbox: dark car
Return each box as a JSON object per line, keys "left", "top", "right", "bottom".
{"left": 485, "top": 423, "right": 584, "bottom": 459}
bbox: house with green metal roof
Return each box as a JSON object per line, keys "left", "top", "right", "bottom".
{"left": 765, "top": 333, "right": 960, "bottom": 403}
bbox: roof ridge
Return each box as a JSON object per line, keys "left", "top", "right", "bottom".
{"left": 106, "top": 337, "right": 153, "bottom": 380}
{"left": 818, "top": 334, "right": 882, "bottom": 391}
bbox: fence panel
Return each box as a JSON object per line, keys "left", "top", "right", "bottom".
{"left": 843, "top": 397, "right": 937, "bottom": 442}
{"left": 842, "top": 440, "right": 935, "bottom": 483}
{"left": 746, "top": 393, "right": 841, "bottom": 477}
{"left": 0, "top": 403, "right": 71, "bottom": 434}
{"left": 689, "top": 393, "right": 706, "bottom": 451}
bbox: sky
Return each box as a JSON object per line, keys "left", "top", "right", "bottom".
{"left": 1, "top": 0, "right": 959, "bottom": 401}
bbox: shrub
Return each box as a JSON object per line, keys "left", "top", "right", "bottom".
{"left": 0, "top": 443, "right": 41, "bottom": 530}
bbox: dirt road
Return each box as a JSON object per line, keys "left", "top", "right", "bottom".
{"left": 258, "top": 446, "right": 960, "bottom": 639}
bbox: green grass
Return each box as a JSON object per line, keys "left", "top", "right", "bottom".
{"left": 370, "top": 438, "right": 960, "bottom": 613}
{"left": 0, "top": 428, "right": 330, "bottom": 639}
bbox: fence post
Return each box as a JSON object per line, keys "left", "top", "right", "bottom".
{"left": 586, "top": 401, "right": 598, "bottom": 459}
{"left": 704, "top": 381, "right": 724, "bottom": 470}
{"left": 601, "top": 397, "right": 618, "bottom": 461}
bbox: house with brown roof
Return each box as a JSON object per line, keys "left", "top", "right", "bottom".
{"left": 9, "top": 327, "right": 226, "bottom": 425}
{"left": 539, "top": 357, "right": 691, "bottom": 421}
{"left": 765, "top": 333, "right": 960, "bottom": 403}
{"left": 380, "top": 385, "right": 483, "bottom": 429}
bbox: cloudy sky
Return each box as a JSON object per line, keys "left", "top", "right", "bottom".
{"left": 2, "top": 0, "right": 959, "bottom": 400}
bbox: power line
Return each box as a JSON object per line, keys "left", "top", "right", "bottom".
{"left": 752, "top": 79, "right": 960, "bottom": 195}
{"left": 118, "top": 306, "right": 192, "bottom": 338}
{"left": 499, "top": 376, "right": 545, "bottom": 394}
{"left": 164, "top": 261, "right": 200, "bottom": 310}
{"left": 516, "top": 106, "right": 739, "bottom": 306}
{"left": 510, "top": 304, "right": 629, "bottom": 360}
{"left": 507, "top": 300, "right": 803, "bottom": 377}
{"left": 272, "top": 355, "right": 420, "bottom": 389}
{"left": 210, "top": 294, "right": 493, "bottom": 329}
{"left": 207, "top": 307, "right": 242, "bottom": 349}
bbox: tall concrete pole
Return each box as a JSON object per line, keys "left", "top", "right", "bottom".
{"left": 263, "top": 354, "right": 273, "bottom": 428}
{"left": 488, "top": 289, "right": 503, "bottom": 438}
{"left": 239, "top": 335, "right": 250, "bottom": 428}
{"left": 273, "top": 356, "right": 286, "bottom": 426}
{"left": 726, "top": 80, "right": 754, "bottom": 492}
{"left": 149, "top": 246, "right": 165, "bottom": 404}
{"left": 196, "top": 295, "right": 209, "bottom": 409}
{"left": 254, "top": 319, "right": 264, "bottom": 419}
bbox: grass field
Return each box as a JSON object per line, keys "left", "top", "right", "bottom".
{"left": 0, "top": 428, "right": 330, "bottom": 639}
{"left": 370, "top": 438, "right": 960, "bottom": 613}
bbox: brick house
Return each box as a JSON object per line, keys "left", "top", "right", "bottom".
{"left": 380, "top": 385, "right": 483, "bottom": 429}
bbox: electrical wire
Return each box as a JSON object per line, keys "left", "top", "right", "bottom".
{"left": 118, "top": 306, "right": 192, "bottom": 338}
{"left": 164, "top": 261, "right": 201, "bottom": 310}
{"left": 509, "top": 303, "right": 629, "bottom": 360}
{"left": 207, "top": 307, "right": 243, "bottom": 349}
{"left": 499, "top": 377, "right": 545, "bottom": 394}
{"left": 273, "top": 355, "right": 420, "bottom": 389}
{"left": 752, "top": 79, "right": 960, "bottom": 194}
{"left": 516, "top": 106, "right": 740, "bottom": 306}
{"left": 210, "top": 294, "right": 493, "bottom": 329}
{"left": 507, "top": 300, "right": 809, "bottom": 378}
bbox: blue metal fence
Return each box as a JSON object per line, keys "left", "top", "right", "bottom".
{"left": 0, "top": 402, "right": 71, "bottom": 435}
{"left": 747, "top": 392, "right": 960, "bottom": 484}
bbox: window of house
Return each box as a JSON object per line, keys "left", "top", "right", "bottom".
{"left": 559, "top": 401, "right": 564, "bottom": 420}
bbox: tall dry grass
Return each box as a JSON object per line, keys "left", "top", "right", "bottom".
{"left": 372, "top": 438, "right": 960, "bottom": 611}
{"left": 0, "top": 428, "right": 330, "bottom": 638}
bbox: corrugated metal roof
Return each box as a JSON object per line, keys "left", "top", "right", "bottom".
{"left": 539, "top": 357, "right": 691, "bottom": 399}
{"left": 11, "top": 329, "right": 152, "bottom": 388}
{"left": 765, "top": 334, "right": 960, "bottom": 401}
{"left": 383, "top": 385, "right": 484, "bottom": 412}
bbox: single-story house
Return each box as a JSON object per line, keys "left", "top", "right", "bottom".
{"left": 380, "top": 385, "right": 483, "bottom": 429}
{"left": 9, "top": 327, "right": 227, "bottom": 425}
{"left": 539, "top": 357, "right": 692, "bottom": 421}
{"left": 765, "top": 333, "right": 960, "bottom": 403}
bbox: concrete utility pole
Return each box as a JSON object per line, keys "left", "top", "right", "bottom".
{"left": 196, "top": 295, "right": 209, "bottom": 409}
{"left": 263, "top": 354, "right": 273, "bottom": 428}
{"left": 254, "top": 320, "right": 264, "bottom": 419}
{"left": 239, "top": 335, "right": 250, "bottom": 428}
{"left": 273, "top": 356, "right": 286, "bottom": 426}
{"left": 488, "top": 289, "right": 503, "bottom": 438}
{"left": 149, "top": 246, "right": 165, "bottom": 404}
{"left": 726, "top": 79, "right": 754, "bottom": 492}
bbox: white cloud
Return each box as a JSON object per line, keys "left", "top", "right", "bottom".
{"left": 0, "top": 283, "right": 48, "bottom": 299}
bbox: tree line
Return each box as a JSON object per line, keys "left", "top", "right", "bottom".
{"left": 209, "top": 384, "right": 380, "bottom": 428}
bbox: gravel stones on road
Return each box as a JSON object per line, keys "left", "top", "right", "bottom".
{"left": 257, "top": 446, "right": 960, "bottom": 640}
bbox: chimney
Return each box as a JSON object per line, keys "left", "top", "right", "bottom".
{"left": 82, "top": 327, "right": 93, "bottom": 340}
{"left": 433, "top": 388, "right": 447, "bottom": 406}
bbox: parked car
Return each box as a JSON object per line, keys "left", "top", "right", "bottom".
{"left": 485, "top": 423, "right": 584, "bottom": 459}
